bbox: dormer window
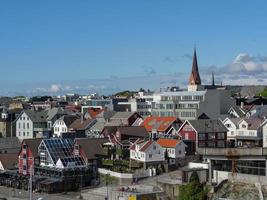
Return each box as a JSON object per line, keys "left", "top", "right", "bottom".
{"left": 242, "top": 124, "right": 246, "bottom": 128}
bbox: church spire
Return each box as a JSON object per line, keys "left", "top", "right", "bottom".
{"left": 188, "top": 48, "right": 201, "bottom": 85}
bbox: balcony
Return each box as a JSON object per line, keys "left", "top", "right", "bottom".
{"left": 197, "top": 147, "right": 264, "bottom": 156}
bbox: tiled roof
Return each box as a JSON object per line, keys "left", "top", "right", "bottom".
{"left": 0, "top": 154, "right": 17, "bottom": 169}
{"left": 75, "top": 138, "right": 108, "bottom": 160}
{"left": 157, "top": 138, "right": 181, "bottom": 148}
{"left": 24, "top": 138, "right": 43, "bottom": 157}
{"left": 243, "top": 117, "right": 264, "bottom": 130}
{"left": 141, "top": 116, "right": 177, "bottom": 132}
{"left": 87, "top": 108, "right": 104, "bottom": 119}
{"left": 69, "top": 118, "right": 95, "bottom": 130}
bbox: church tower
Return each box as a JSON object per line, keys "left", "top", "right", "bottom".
{"left": 188, "top": 48, "right": 203, "bottom": 91}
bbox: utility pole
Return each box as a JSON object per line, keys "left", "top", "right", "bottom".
{"left": 28, "top": 165, "right": 33, "bottom": 200}
{"left": 105, "top": 173, "right": 110, "bottom": 200}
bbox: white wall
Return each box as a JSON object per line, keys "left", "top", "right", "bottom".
{"left": 144, "top": 142, "right": 165, "bottom": 162}
{"left": 188, "top": 162, "right": 209, "bottom": 169}
{"left": 212, "top": 170, "right": 230, "bottom": 184}
{"left": 130, "top": 142, "right": 165, "bottom": 163}
{"left": 223, "top": 118, "right": 237, "bottom": 138}
{"left": 262, "top": 123, "right": 267, "bottom": 148}
{"left": 53, "top": 119, "right": 68, "bottom": 137}
{"left": 16, "top": 112, "right": 34, "bottom": 140}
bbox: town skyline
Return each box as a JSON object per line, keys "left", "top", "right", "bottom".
{"left": 2, "top": 1, "right": 267, "bottom": 96}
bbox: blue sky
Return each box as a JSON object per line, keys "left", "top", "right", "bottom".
{"left": 1, "top": 1, "right": 267, "bottom": 96}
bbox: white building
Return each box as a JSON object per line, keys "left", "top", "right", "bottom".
{"left": 156, "top": 138, "right": 186, "bottom": 164}
{"left": 53, "top": 115, "right": 77, "bottom": 137}
{"left": 16, "top": 110, "right": 48, "bottom": 140}
{"left": 223, "top": 117, "right": 265, "bottom": 147}
{"left": 130, "top": 140, "right": 165, "bottom": 164}
{"left": 151, "top": 89, "right": 234, "bottom": 120}
{"left": 117, "top": 92, "right": 154, "bottom": 117}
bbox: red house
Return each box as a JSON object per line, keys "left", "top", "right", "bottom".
{"left": 178, "top": 120, "right": 197, "bottom": 154}
{"left": 18, "top": 138, "right": 42, "bottom": 176}
{"left": 178, "top": 119, "right": 228, "bottom": 155}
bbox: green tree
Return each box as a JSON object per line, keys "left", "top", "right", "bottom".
{"left": 179, "top": 171, "right": 208, "bottom": 200}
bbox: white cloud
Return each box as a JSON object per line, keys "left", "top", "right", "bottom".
{"left": 50, "top": 84, "right": 61, "bottom": 93}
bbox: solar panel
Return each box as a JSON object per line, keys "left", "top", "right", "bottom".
{"left": 40, "top": 138, "right": 85, "bottom": 168}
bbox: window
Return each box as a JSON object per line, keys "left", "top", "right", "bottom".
{"left": 198, "top": 133, "right": 206, "bottom": 140}
{"left": 149, "top": 154, "right": 152, "bottom": 158}
{"left": 207, "top": 141, "right": 215, "bottom": 147}
{"left": 179, "top": 150, "right": 181, "bottom": 155}
{"left": 27, "top": 123, "right": 29, "bottom": 129}
{"left": 242, "top": 124, "right": 246, "bottom": 128}
{"left": 198, "top": 141, "right": 206, "bottom": 147}
{"left": 208, "top": 133, "right": 216, "bottom": 140}
{"left": 23, "top": 123, "right": 25, "bottom": 129}
{"left": 249, "top": 131, "right": 254, "bottom": 136}
{"left": 153, "top": 145, "right": 156, "bottom": 150}
{"left": 23, "top": 166, "right": 26, "bottom": 170}
{"left": 27, "top": 132, "right": 29, "bottom": 136}
{"left": 18, "top": 123, "right": 21, "bottom": 129}
{"left": 217, "top": 141, "right": 225, "bottom": 148}
{"left": 217, "top": 133, "right": 225, "bottom": 140}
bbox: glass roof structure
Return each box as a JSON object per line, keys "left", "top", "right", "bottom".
{"left": 40, "top": 138, "right": 85, "bottom": 168}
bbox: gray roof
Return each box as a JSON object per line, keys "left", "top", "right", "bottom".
{"left": 24, "top": 110, "right": 48, "bottom": 123}
{"left": 229, "top": 105, "right": 246, "bottom": 117}
{"left": 46, "top": 107, "right": 74, "bottom": 121}
{"left": 59, "top": 115, "right": 78, "bottom": 127}
{"left": 89, "top": 121, "right": 106, "bottom": 132}
{"left": 110, "top": 112, "right": 136, "bottom": 119}
{"left": 0, "top": 137, "right": 20, "bottom": 153}
{"left": 251, "top": 105, "right": 267, "bottom": 118}
{"left": 96, "top": 110, "right": 116, "bottom": 120}
{"left": 229, "top": 118, "right": 242, "bottom": 126}
{"left": 117, "top": 126, "right": 148, "bottom": 137}
{"left": 189, "top": 119, "right": 228, "bottom": 133}
{"left": 75, "top": 138, "right": 108, "bottom": 160}
{"left": 243, "top": 117, "right": 264, "bottom": 130}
